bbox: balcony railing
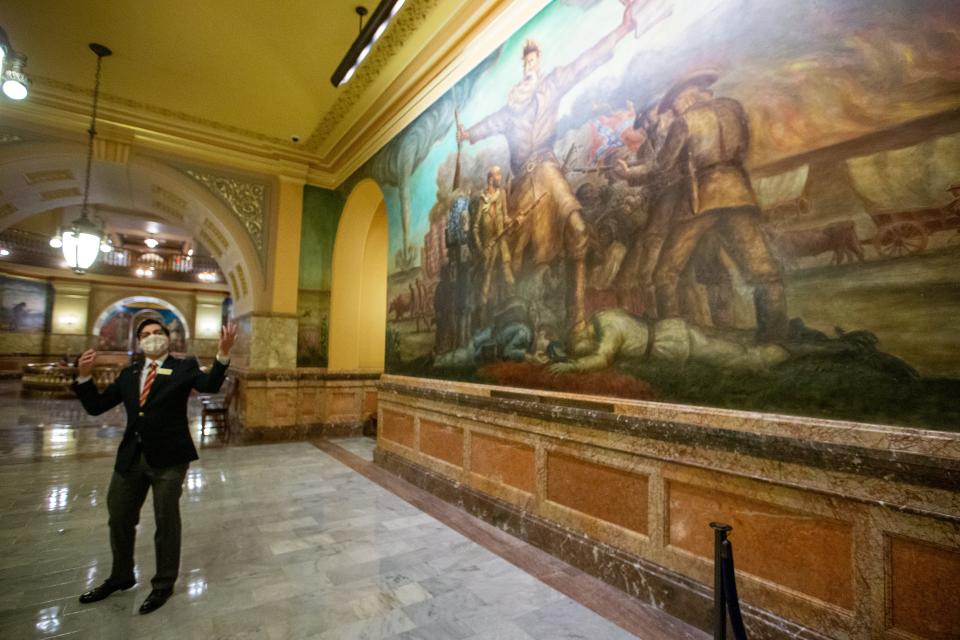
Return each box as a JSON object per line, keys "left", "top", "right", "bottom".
{"left": 0, "top": 228, "right": 224, "bottom": 284}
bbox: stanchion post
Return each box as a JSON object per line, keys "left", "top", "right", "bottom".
{"left": 710, "top": 522, "right": 732, "bottom": 640}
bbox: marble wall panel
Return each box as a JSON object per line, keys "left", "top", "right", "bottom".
{"left": 0, "top": 332, "right": 45, "bottom": 354}
{"left": 546, "top": 452, "right": 648, "bottom": 536}
{"left": 888, "top": 535, "right": 960, "bottom": 640}
{"left": 269, "top": 389, "right": 297, "bottom": 424}
{"left": 364, "top": 390, "right": 377, "bottom": 415}
{"left": 381, "top": 409, "right": 415, "bottom": 449}
{"left": 667, "top": 481, "right": 854, "bottom": 610}
{"left": 470, "top": 433, "right": 535, "bottom": 494}
{"left": 300, "top": 389, "right": 317, "bottom": 419}
{"left": 246, "top": 315, "right": 297, "bottom": 370}
{"left": 419, "top": 419, "right": 464, "bottom": 468}
{"left": 330, "top": 391, "right": 357, "bottom": 416}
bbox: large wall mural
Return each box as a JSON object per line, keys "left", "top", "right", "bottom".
{"left": 0, "top": 275, "right": 50, "bottom": 333}
{"left": 297, "top": 186, "right": 345, "bottom": 367}
{"left": 358, "top": 0, "right": 960, "bottom": 430}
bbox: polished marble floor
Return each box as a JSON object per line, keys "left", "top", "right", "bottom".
{"left": 0, "top": 384, "right": 705, "bottom": 640}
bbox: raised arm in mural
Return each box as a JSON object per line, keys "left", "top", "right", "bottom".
{"left": 455, "top": 0, "right": 672, "bottom": 329}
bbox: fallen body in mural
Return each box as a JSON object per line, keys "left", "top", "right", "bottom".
{"left": 545, "top": 309, "right": 913, "bottom": 377}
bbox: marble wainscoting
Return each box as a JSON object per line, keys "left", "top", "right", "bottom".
{"left": 233, "top": 369, "right": 380, "bottom": 441}
{"left": 374, "top": 374, "right": 960, "bottom": 640}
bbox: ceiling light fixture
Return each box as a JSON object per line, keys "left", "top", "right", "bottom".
{"left": 330, "top": 0, "right": 405, "bottom": 87}
{"left": 55, "top": 44, "right": 112, "bottom": 274}
{"left": 0, "top": 27, "right": 29, "bottom": 101}
{"left": 144, "top": 237, "right": 159, "bottom": 249}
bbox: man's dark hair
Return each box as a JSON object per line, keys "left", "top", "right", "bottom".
{"left": 137, "top": 318, "right": 170, "bottom": 338}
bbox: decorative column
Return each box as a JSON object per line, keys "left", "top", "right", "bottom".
{"left": 233, "top": 172, "right": 305, "bottom": 438}
{"left": 193, "top": 292, "right": 225, "bottom": 358}
{"left": 46, "top": 281, "right": 92, "bottom": 358}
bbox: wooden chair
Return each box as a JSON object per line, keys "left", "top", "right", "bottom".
{"left": 200, "top": 375, "right": 236, "bottom": 440}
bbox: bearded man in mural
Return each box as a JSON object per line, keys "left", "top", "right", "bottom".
{"left": 457, "top": 0, "right": 672, "bottom": 329}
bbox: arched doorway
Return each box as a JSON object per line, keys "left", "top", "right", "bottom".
{"left": 329, "top": 179, "right": 388, "bottom": 371}
{"left": 91, "top": 295, "right": 192, "bottom": 353}
{"left": 0, "top": 142, "right": 263, "bottom": 315}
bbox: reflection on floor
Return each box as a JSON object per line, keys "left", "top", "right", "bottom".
{"left": 0, "top": 383, "right": 705, "bottom": 639}
{"left": 0, "top": 381, "right": 228, "bottom": 465}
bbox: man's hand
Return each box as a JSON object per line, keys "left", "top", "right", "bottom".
{"left": 77, "top": 349, "right": 97, "bottom": 378}
{"left": 548, "top": 362, "right": 578, "bottom": 376}
{"left": 218, "top": 323, "right": 238, "bottom": 357}
{"left": 456, "top": 123, "right": 471, "bottom": 144}
{"left": 615, "top": 158, "right": 630, "bottom": 178}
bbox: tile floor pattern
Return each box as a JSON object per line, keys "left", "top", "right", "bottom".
{"left": 1, "top": 438, "right": 659, "bottom": 639}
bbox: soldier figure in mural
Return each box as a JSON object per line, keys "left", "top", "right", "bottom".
{"left": 457, "top": 0, "right": 670, "bottom": 329}
{"left": 445, "top": 192, "right": 474, "bottom": 348}
{"left": 616, "top": 71, "right": 788, "bottom": 339}
{"left": 472, "top": 165, "right": 515, "bottom": 323}
{"left": 613, "top": 100, "right": 690, "bottom": 315}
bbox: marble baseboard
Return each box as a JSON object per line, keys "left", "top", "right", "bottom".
{"left": 236, "top": 420, "right": 366, "bottom": 442}
{"left": 374, "top": 447, "right": 829, "bottom": 640}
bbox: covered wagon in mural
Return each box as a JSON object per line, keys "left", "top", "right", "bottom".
{"left": 866, "top": 204, "right": 960, "bottom": 257}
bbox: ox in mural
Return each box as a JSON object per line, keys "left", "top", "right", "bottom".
{"left": 363, "top": 0, "right": 960, "bottom": 430}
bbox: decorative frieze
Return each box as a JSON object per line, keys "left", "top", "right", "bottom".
{"left": 185, "top": 169, "right": 266, "bottom": 254}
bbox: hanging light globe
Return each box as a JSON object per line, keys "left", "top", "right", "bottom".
{"left": 61, "top": 216, "right": 104, "bottom": 273}
{"left": 51, "top": 43, "right": 112, "bottom": 274}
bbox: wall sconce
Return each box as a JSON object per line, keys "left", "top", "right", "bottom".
{"left": 331, "top": 0, "right": 405, "bottom": 87}
{"left": 0, "top": 26, "right": 29, "bottom": 101}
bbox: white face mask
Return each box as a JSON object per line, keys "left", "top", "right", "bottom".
{"left": 140, "top": 334, "right": 169, "bottom": 357}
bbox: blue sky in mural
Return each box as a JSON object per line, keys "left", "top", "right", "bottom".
{"left": 384, "top": 0, "right": 734, "bottom": 262}
{"left": 386, "top": 1, "right": 620, "bottom": 262}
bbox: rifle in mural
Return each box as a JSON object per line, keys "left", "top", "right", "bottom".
{"left": 453, "top": 109, "right": 463, "bottom": 191}
{"left": 481, "top": 192, "right": 547, "bottom": 252}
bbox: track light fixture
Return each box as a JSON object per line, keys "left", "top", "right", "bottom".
{"left": 0, "top": 26, "right": 30, "bottom": 101}
{"left": 331, "top": 0, "right": 406, "bottom": 87}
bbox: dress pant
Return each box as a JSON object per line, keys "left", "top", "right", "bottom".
{"left": 106, "top": 452, "right": 188, "bottom": 590}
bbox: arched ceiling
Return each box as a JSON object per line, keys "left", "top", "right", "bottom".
{"left": 0, "top": 0, "right": 546, "bottom": 186}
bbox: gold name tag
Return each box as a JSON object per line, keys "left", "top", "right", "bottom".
{"left": 157, "top": 368, "right": 173, "bottom": 375}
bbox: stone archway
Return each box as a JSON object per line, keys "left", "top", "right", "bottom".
{"left": 91, "top": 294, "right": 193, "bottom": 353}
{"left": 0, "top": 141, "right": 263, "bottom": 315}
{"left": 328, "top": 178, "right": 388, "bottom": 371}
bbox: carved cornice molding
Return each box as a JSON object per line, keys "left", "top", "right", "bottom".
{"left": 32, "top": 76, "right": 294, "bottom": 149}
{"left": 0, "top": 0, "right": 541, "bottom": 189}
{"left": 304, "top": 0, "right": 444, "bottom": 153}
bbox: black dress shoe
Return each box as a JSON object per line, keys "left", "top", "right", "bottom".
{"left": 138, "top": 588, "right": 173, "bottom": 615}
{"left": 78, "top": 579, "right": 136, "bottom": 604}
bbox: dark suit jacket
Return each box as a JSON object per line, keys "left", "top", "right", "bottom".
{"left": 73, "top": 355, "right": 229, "bottom": 472}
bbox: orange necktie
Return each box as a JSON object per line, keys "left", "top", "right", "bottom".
{"left": 139, "top": 363, "right": 158, "bottom": 406}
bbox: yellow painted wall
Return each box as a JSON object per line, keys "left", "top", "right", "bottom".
{"left": 358, "top": 205, "right": 387, "bottom": 370}
{"left": 50, "top": 282, "right": 90, "bottom": 335}
{"left": 329, "top": 179, "right": 387, "bottom": 371}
